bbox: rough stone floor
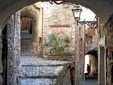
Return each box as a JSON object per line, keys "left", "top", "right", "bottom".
{"left": 19, "top": 52, "right": 71, "bottom": 85}
{"left": 82, "top": 78, "right": 98, "bottom": 85}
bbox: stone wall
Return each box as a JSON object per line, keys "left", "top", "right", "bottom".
{"left": 99, "top": 14, "right": 113, "bottom": 46}
{"left": 74, "top": 23, "right": 85, "bottom": 85}
{"left": 106, "top": 47, "right": 113, "bottom": 85}
{"left": 35, "top": 2, "right": 85, "bottom": 85}
{"left": 7, "top": 11, "right": 20, "bottom": 85}
{"left": 35, "top": 2, "right": 76, "bottom": 47}
{"left": 99, "top": 14, "right": 113, "bottom": 85}
{"left": 89, "top": 55, "right": 98, "bottom": 77}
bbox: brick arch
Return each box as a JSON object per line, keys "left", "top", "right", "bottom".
{"left": 0, "top": 0, "right": 113, "bottom": 28}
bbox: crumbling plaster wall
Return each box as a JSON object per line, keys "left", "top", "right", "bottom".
{"left": 86, "top": 28, "right": 98, "bottom": 49}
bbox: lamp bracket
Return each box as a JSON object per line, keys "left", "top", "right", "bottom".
{"left": 78, "top": 21, "right": 97, "bottom": 28}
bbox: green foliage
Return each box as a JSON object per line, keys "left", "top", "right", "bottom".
{"left": 49, "top": 34, "right": 56, "bottom": 41}
{"left": 49, "top": 34, "right": 64, "bottom": 55}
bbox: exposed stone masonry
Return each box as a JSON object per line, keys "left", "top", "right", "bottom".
{"left": 7, "top": 11, "right": 20, "bottom": 85}
{"left": 99, "top": 14, "right": 113, "bottom": 46}
{"left": 35, "top": 2, "right": 76, "bottom": 46}
{"left": 74, "top": 23, "right": 85, "bottom": 85}
{"left": 99, "top": 14, "right": 113, "bottom": 85}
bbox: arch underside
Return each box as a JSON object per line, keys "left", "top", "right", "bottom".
{"left": 0, "top": 0, "right": 113, "bottom": 27}
{"left": 86, "top": 49, "right": 98, "bottom": 57}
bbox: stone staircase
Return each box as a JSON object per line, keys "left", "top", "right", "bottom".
{"left": 19, "top": 53, "right": 71, "bottom": 85}
{"left": 20, "top": 34, "right": 72, "bottom": 85}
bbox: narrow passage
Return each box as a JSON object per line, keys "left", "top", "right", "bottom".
{"left": 82, "top": 78, "right": 98, "bottom": 85}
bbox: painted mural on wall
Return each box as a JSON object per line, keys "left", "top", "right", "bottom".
{"left": 48, "top": 26, "right": 72, "bottom": 47}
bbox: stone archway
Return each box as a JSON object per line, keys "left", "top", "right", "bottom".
{"left": 0, "top": 0, "right": 113, "bottom": 85}
{"left": 0, "top": 0, "right": 113, "bottom": 28}
{"left": 86, "top": 50, "right": 98, "bottom": 78}
{"left": 20, "top": 5, "right": 43, "bottom": 55}
{"left": 0, "top": 4, "right": 43, "bottom": 85}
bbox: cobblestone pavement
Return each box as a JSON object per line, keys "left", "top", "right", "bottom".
{"left": 82, "top": 79, "right": 98, "bottom": 85}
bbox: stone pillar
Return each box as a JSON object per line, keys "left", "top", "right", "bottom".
{"left": 98, "top": 46, "right": 106, "bottom": 85}
{"left": 74, "top": 23, "right": 84, "bottom": 85}
{"left": 7, "top": 11, "right": 20, "bottom": 85}
{"left": 0, "top": 28, "right": 3, "bottom": 84}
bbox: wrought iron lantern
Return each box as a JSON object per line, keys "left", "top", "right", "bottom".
{"left": 72, "top": 5, "right": 97, "bottom": 28}
{"left": 72, "top": 5, "right": 82, "bottom": 22}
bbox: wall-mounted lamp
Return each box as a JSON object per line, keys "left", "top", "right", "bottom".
{"left": 72, "top": 5, "right": 97, "bottom": 28}
{"left": 72, "top": 5, "right": 82, "bottom": 22}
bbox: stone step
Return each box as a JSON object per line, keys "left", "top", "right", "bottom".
{"left": 20, "top": 49, "right": 37, "bottom": 56}
{"left": 19, "top": 55, "right": 72, "bottom": 85}
{"left": 19, "top": 64, "right": 71, "bottom": 85}
{"left": 20, "top": 66, "right": 64, "bottom": 78}
{"left": 20, "top": 56, "right": 70, "bottom": 66}
{"left": 21, "top": 40, "right": 32, "bottom": 46}
{"left": 21, "top": 34, "right": 33, "bottom": 40}
{"left": 19, "top": 78, "right": 56, "bottom": 85}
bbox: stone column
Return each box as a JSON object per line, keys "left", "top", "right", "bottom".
{"left": 7, "top": 11, "right": 20, "bottom": 85}
{"left": 74, "top": 23, "right": 84, "bottom": 85}
{"left": 98, "top": 46, "right": 106, "bottom": 85}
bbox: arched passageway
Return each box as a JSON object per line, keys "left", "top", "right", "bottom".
{"left": 86, "top": 50, "right": 98, "bottom": 78}
{"left": 0, "top": 0, "right": 113, "bottom": 85}
{"left": 20, "top": 6, "right": 43, "bottom": 55}
{"left": 84, "top": 50, "right": 98, "bottom": 85}
{"left": 0, "top": 0, "right": 113, "bottom": 27}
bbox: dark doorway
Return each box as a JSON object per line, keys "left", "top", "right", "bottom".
{"left": 21, "top": 17, "right": 33, "bottom": 40}
{"left": 2, "top": 25, "right": 8, "bottom": 85}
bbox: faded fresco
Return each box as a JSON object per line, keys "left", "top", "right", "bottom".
{"left": 48, "top": 26, "right": 72, "bottom": 47}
